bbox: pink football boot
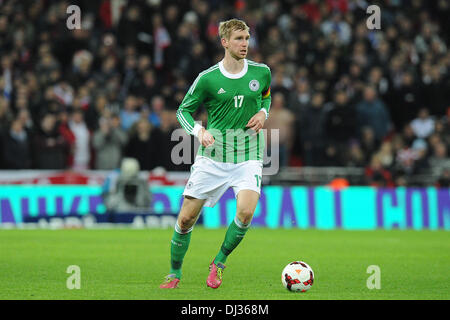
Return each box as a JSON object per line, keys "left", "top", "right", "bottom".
{"left": 206, "top": 260, "right": 226, "bottom": 289}
{"left": 159, "top": 274, "right": 180, "bottom": 289}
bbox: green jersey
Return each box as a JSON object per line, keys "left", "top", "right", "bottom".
{"left": 176, "top": 59, "right": 272, "bottom": 163}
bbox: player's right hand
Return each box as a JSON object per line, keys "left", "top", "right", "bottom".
{"left": 198, "top": 128, "right": 215, "bottom": 147}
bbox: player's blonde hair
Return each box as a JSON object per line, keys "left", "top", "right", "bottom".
{"left": 218, "top": 18, "right": 250, "bottom": 39}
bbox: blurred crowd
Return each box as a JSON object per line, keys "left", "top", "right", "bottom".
{"left": 0, "top": 0, "right": 449, "bottom": 187}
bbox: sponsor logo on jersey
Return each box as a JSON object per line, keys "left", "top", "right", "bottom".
{"left": 249, "top": 80, "right": 260, "bottom": 91}
{"left": 217, "top": 88, "right": 226, "bottom": 94}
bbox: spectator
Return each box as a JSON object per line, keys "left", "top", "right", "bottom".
{"left": 410, "top": 108, "right": 435, "bottom": 139}
{"left": 356, "top": 86, "right": 392, "bottom": 142}
{"left": 68, "top": 109, "right": 91, "bottom": 170}
{"left": 322, "top": 143, "right": 342, "bottom": 166}
{"left": 116, "top": 5, "right": 149, "bottom": 47}
{"left": 401, "top": 123, "right": 417, "bottom": 147}
{"left": 325, "top": 90, "right": 357, "bottom": 144}
{"left": 271, "top": 70, "right": 292, "bottom": 100}
{"left": 299, "top": 92, "right": 329, "bottom": 166}
{"left": 69, "top": 50, "right": 94, "bottom": 89}
{"left": 422, "top": 64, "right": 448, "bottom": 117}
{"left": 414, "top": 22, "right": 446, "bottom": 56}
{"left": 2, "top": 117, "right": 32, "bottom": 169}
{"left": 288, "top": 79, "right": 311, "bottom": 114}
{"left": 94, "top": 55, "right": 119, "bottom": 88}
{"left": 367, "top": 67, "right": 389, "bottom": 99}
{"left": 260, "top": 26, "right": 284, "bottom": 58}
{"left": 118, "top": 51, "right": 139, "bottom": 102}
{"left": 92, "top": 114, "right": 128, "bottom": 170}
{"left": 429, "top": 142, "right": 450, "bottom": 174}
{"left": 34, "top": 47, "right": 61, "bottom": 88}
{"left": 32, "top": 113, "right": 67, "bottom": 169}
{"left": 360, "top": 126, "right": 378, "bottom": 164}
{"left": 373, "top": 40, "right": 392, "bottom": 71}
{"left": 435, "top": 169, "right": 450, "bottom": 188}
{"left": 185, "top": 42, "right": 210, "bottom": 83}
{"left": 301, "top": 0, "right": 322, "bottom": 25}
{"left": 152, "top": 13, "right": 171, "bottom": 70}
{"left": 345, "top": 141, "right": 365, "bottom": 167}
{"left": 389, "top": 71, "right": 423, "bottom": 130}
{"left": 0, "top": 96, "right": 13, "bottom": 129}
{"left": 135, "top": 69, "right": 160, "bottom": 103}
{"left": 326, "top": 0, "right": 348, "bottom": 16}
{"left": 125, "top": 118, "right": 158, "bottom": 170}
{"left": 149, "top": 95, "right": 165, "bottom": 128}
{"left": 320, "top": 12, "right": 352, "bottom": 46}
{"left": 374, "top": 141, "right": 395, "bottom": 170}
{"left": 57, "top": 109, "right": 75, "bottom": 168}
{"left": 85, "top": 93, "right": 109, "bottom": 131}
{"left": 394, "top": 135, "right": 418, "bottom": 175}
{"left": 120, "top": 95, "right": 140, "bottom": 131}
{"left": 16, "top": 109, "right": 34, "bottom": 132}
{"left": 365, "top": 155, "right": 394, "bottom": 187}
{"left": 264, "top": 92, "right": 294, "bottom": 167}
{"left": 411, "top": 138, "right": 429, "bottom": 173}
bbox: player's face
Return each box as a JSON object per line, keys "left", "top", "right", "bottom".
{"left": 224, "top": 29, "right": 250, "bottom": 60}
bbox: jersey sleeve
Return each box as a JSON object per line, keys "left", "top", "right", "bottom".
{"left": 176, "top": 74, "right": 206, "bottom": 136}
{"left": 260, "top": 68, "right": 272, "bottom": 118}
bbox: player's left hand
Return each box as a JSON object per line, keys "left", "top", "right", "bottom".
{"left": 246, "top": 111, "right": 266, "bottom": 134}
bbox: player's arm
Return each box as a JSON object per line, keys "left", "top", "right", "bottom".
{"left": 246, "top": 69, "right": 272, "bottom": 133}
{"left": 260, "top": 88, "right": 271, "bottom": 118}
{"left": 176, "top": 75, "right": 214, "bottom": 147}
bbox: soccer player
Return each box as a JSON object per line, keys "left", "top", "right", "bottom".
{"left": 160, "top": 18, "right": 271, "bottom": 289}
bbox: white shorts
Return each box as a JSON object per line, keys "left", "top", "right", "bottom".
{"left": 183, "top": 156, "right": 263, "bottom": 208}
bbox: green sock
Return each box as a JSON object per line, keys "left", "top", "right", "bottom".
{"left": 214, "top": 217, "right": 250, "bottom": 265}
{"left": 169, "top": 225, "right": 192, "bottom": 279}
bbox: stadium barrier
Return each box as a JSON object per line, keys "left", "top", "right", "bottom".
{"left": 0, "top": 185, "right": 448, "bottom": 230}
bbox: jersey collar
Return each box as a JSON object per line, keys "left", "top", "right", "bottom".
{"left": 218, "top": 59, "right": 248, "bottom": 79}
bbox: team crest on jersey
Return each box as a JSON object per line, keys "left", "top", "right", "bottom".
{"left": 249, "top": 80, "right": 260, "bottom": 91}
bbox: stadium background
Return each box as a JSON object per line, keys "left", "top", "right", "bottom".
{"left": 0, "top": 0, "right": 449, "bottom": 301}
{"left": 0, "top": 0, "right": 448, "bottom": 228}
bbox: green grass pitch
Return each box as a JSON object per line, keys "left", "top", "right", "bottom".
{"left": 0, "top": 228, "right": 449, "bottom": 300}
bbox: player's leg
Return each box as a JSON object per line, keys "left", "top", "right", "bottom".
{"left": 207, "top": 190, "right": 259, "bottom": 288}
{"left": 215, "top": 189, "right": 259, "bottom": 264}
{"left": 171, "top": 195, "right": 205, "bottom": 277}
{"left": 160, "top": 195, "right": 205, "bottom": 288}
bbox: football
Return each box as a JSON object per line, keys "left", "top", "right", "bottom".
{"left": 281, "top": 261, "right": 315, "bottom": 292}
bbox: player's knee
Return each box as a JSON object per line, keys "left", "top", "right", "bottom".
{"left": 237, "top": 208, "right": 254, "bottom": 225}
{"left": 179, "top": 215, "right": 195, "bottom": 230}
{"left": 240, "top": 216, "right": 253, "bottom": 225}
